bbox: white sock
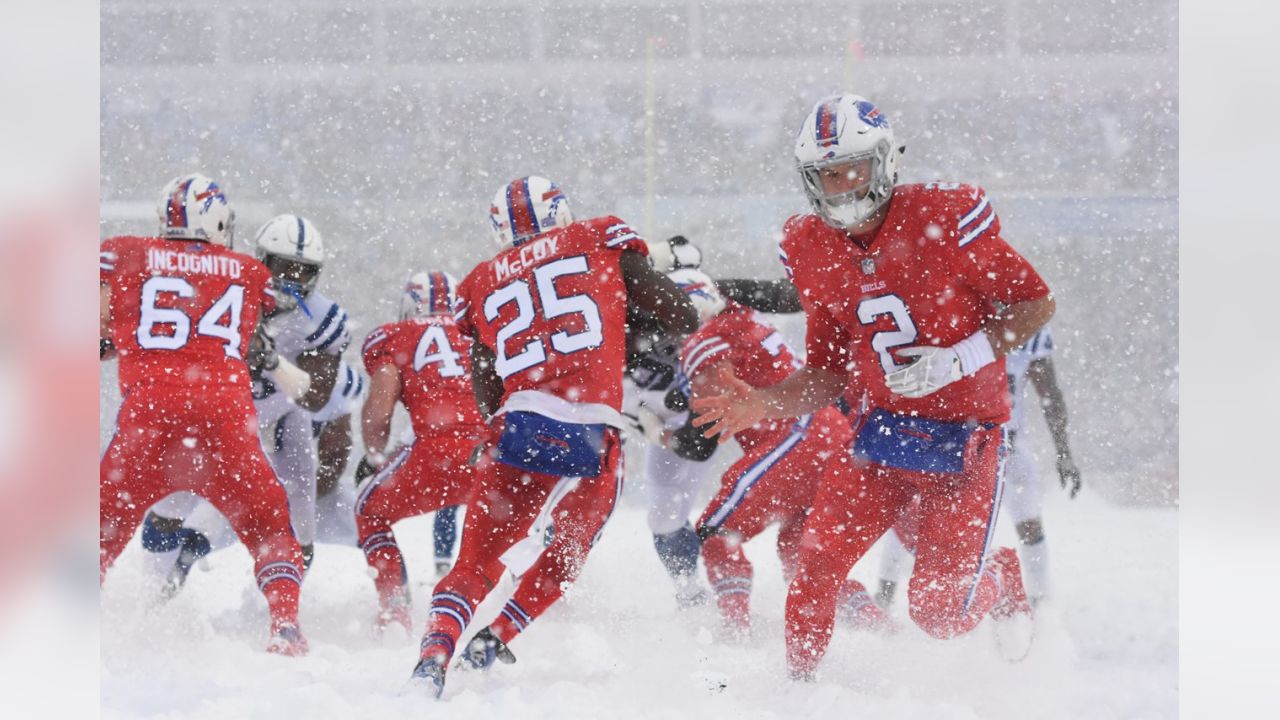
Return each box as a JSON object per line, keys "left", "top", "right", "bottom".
{"left": 1019, "top": 539, "right": 1050, "bottom": 602}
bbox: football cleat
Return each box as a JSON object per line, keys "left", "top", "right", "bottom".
{"left": 266, "top": 623, "right": 309, "bottom": 657}
{"left": 459, "top": 627, "right": 517, "bottom": 671}
{"left": 407, "top": 655, "right": 448, "bottom": 699}
{"left": 989, "top": 547, "right": 1035, "bottom": 662}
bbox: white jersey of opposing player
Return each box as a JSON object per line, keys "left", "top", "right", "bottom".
{"left": 252, "top": 291, "right": 362, "bottom": 426}
{"left": 623, "top": 332, "right": 688, "bottom": 428}
{"left": 1005, "top": 326, "right": 1054, "bottom": 434}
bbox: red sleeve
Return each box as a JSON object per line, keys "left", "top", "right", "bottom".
{"left": 946, "top": 187, "right": 1050, "bottom": 305}
{"left": 805, "top": 301, "right": 853, "bottom": 375}
{"left": 453, "top": 273, "right": 476, "bottom": 337}
{"left": 952, "top": 233, "right": 1050, "bottom": 305}
{"left": 599, "top": 216, "right": 649, "bottom": 255}
{"left": 681, "top": 328, "right": 733, "bottom": 382}
{"left": 99, "top": 237, "right": 120, "bottom": 285}
{"left": 362, "top": 325, "right": 396, "bottom": 373}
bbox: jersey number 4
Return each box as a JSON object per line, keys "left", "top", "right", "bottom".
{"left": 136, "top": 276, "right": 245, "bottom": 359}
{"left": 484, "top": 255, "right": 603, "bottom": 379}
{"left": 412, "top": 324, "right": 464, "bottom": 377}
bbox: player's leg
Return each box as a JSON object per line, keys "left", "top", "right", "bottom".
{"left": 268, "top": 411, "right": 319, "bottom": 568}
{"left": 695, "top": 433, "right": 814, "bottom": 636}
{"left": 485, "top": 434, "right": 624, "bottom": 648}
{"left": 1002, "top": 435, "right": 1049, "bottom": 603}
{"left": 417, "top": 459, "right": 554, "bottom": 667}
{"left": 433, "top": 505, "right": 460, "bottom": 577}
{"left": 355, "top": 438, "right": 476, "bottom": 631}
{"left": 138, "top": 493, "right": 201, "bottom": 579}
{"left": 906, "top": 427, "right": 1027, "bottom": 640}
{"left": 100, "top": 399, "right": 171, "bottom": 580}
{"left": 785, "top": 457, "right": 914, "bottom": 679}
{"left": 200, "top": 402, "right": 308, "bottom": 654}
{"left": 873, "top": 494, "right": 921, "bottom": 608}
{"left": 645, "top": 443, "right": 709, "bottom": 605}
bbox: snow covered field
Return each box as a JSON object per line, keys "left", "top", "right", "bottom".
{"left": 101, "top": 461, "right": 1176, "bottom": 720}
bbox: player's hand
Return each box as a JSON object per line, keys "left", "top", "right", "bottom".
{"left": 689, "top": 364, "right": 766, "bottom": 443}
{"left": 884, "top": 346, "right": 961, "bottom": 398}
{"left": 630, "top": 404, "right": 669, "bottom": 447}
{"left": 354, "top": 453, "right": 384, "bottom": 486}
{"left": 1056, "top": 454, "right": 1082, "bottom": 498}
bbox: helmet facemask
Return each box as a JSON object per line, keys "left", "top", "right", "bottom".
{"left": 798, "top": 139, "right": 893, "bottom": 230}
{"left": 263, "top": 254, "right": 321, "bottom": 313}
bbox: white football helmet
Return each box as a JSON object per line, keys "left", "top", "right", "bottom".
{"left": 646, "top": 235, "right": 703, "bottom": 274}
{"left": 489, "top": 176, "right": 573, "bottom": 248}
{"left": 157, "top": 173, "right": 235, "bottom": 248}
{"left": 253, "top": 214, "right": 325, "bottom": 311}
{"left": 400, "top": 270, "right": 459, "bottom": 320}
{"left": 667, "top": 268, "right": 726, "bottom": 325}
{"left": 794, "top": 94, "right": 904, "bottom": 230}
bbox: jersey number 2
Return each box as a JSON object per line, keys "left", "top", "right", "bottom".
{"left": 856, "top": 294, "right": 918, "bottom": 374}
{"left": 484, "top": 256, "right": 603, "bottom": 379}
{"left": 137, "top": 276, "right": 244, "bottom": 359}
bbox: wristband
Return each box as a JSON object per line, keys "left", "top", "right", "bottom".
{"left": 952, "top": 329, "right": 996, "bottom": 376}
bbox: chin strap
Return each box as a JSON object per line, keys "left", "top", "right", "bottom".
{"left": 282, "top": 284, "right": 312, "bottom": 318}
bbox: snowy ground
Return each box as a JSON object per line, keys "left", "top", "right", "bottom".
{"left": 100, "top": 466, "right": 1176, "bottom": 720}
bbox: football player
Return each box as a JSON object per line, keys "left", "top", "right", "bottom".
{"left": 99, "top": 174, "right": 308, "bottom": 655}
{"left": 140, "top": 215, "right": 362, "bottom": 591}
{"left": 875, "top": 325, "right": 1081, "bottom": 608}
{"left": 670, "top": 269, "right": 892, "bottom": 639}
{"left": 353, "top": 270, "right": 488, "bottom": 633}
{"left": 693, "top": 94, "right": 1055, "bottom": 676}
{"left": 627, "top": 235, "right": 805, "bottom": 609}
{"left": 408, "top": 176, "right": 697, "bottom": 697}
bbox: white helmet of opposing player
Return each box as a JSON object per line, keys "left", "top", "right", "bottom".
{"left": 794, "top": 94, "right": 904, "bottom": 230}
{"left": 667, "top": 268, "right": 726, "bottom": 325}
{"left": 253, "top": 214, "right": 326, "bottom": 311}
{"left": 646, "top": 235, "right": 703, "bottom": 274}
{"left": 489, "top": 175, "right": 573, "bottom": 248}
{"left": 400, "top": 270, "right": 459, "bottom": 320}
{"left": 157, "top": 173, "right": 235, "bottom": 248}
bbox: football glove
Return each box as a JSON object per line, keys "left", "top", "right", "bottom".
{"left": 885, "top": 330, "right": 995, "bottom": 399}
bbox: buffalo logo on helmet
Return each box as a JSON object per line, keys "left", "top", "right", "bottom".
{"left": 854, "top": 100, "right": 889, "bottom": 130}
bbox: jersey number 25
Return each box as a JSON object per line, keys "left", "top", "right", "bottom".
{"left": 484, "top": 255, "right": 603, "bottom": 379}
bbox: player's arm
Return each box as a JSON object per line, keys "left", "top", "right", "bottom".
{"left": 714, "top": 278, "right": 802, "bottom": 314}
{"left": 469, "top": 337, "right": 505, "bottom": 418}
{"left": 295, "top": 350, "right": 341, "bottom": 413}
{"left": 691, "top": 304, "right": 848, "bottom": 442}
{"left": 1027, "top": 356, "right": 1082, "bottom": 497}
{"left": 360, "top": 364, "right": 401, "bottom": 463}
{"left": 620, "top": 249, "right": 699, "bottom": 336}
{"left": 316, "top": 414, "right": 352, "bottom": 498}
{"left": 982, "top": 295, "right": 1057, "bottom": 358}
{"left": 99, "top": 282, "right": 117, "bottom": 360}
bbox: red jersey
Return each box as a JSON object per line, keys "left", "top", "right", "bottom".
{"left": 780, "top": 183, "right": 1050, "bottom": 424}
{"left": 681, "top": 303, "right": 803, "bottom": 448}
{"left": 361, "top": 316, "right": 485, "bottom": 437}
{"left": 100, "top": 235, "right": 273, "bottom": 394}
{"left": 455, "top": 216, "right": 648, "bottom": 427}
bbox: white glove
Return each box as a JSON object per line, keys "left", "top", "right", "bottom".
{"left": 632, "top": 404, "right": 669, "bottom": 447}
{"left": 266, "top": 355, "right": 312, "bottom": 401}
{"left": 884, "top": 330, "right": 995, "bottom": 399}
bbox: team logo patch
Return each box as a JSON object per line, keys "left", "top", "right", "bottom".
{"left": 855, "top": 101, "right": 889, "bottom": 129}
